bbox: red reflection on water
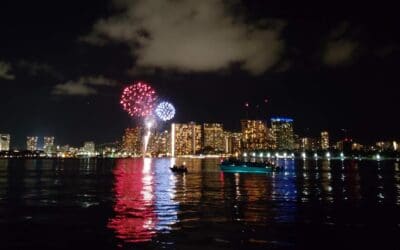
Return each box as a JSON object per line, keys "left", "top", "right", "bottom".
{"left": 219, "top": 172, "right": 224, "bottom": 183}
{"left": 108, "top": 158, "right": 156, "bottom": 243}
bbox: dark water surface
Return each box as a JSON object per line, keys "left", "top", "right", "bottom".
{"left": 0, "top": 158, "right": 399, "bottom": 249}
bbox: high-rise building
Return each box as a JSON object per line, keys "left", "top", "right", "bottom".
{"left": 171, "top": 122, "right": 202, "bottom": 156}
{"left": 320, "top": 131, "right": 329, "bottom": 150}
{"left": 56, "top": 144, "right": 72, "bottom": 157}
{"left": 376, "top": 141, "right": 396, "bottom": 151}
{"left": 351, "top": 142, "right": 363, "bottom": 151}
{"left": 122, "top": 127, "right": 143, "bottom": 155}
{"left": 301, "top": 137, "right": 318, "bottom": 151}
{"left": 26, "top": 136, "right": 38, "bottom": 151}
{"left": 203, "top": 123, "right": 225, "bottom": 152}
{"left": 148, "top": 130, "right": 170, "bottom": 156}
{"left": 293, "top": 134, "right": 301, "bottom": 150}
{"left": 58, "top": 144, "right": 70, "bottom": 152}
{"left": 240, "top": 120, "right": 268, "bottom": 151}
{"left": 336, "top": 138, "right": 353, "bottom": 153}
{"left": 82, "top": 141, "right": 95, "bottom": 155}
{"left": 0, "top": 134, "right": 10, "bottom": 151}
{"left": 270, "top": 117, "right": 294, "bottom": 150}
{"left": 97, "top": 141, "right": 120, "bottom": 157}
{"left": 44, "top": 136, "right": 55, "bottom": 154}
{"left": 56, "top": 144, "right": 79, "bottom": 158}
{"left": 224, "top": 132, "right": 242, "bottom": 154}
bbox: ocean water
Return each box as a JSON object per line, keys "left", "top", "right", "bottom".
{"left": 0, "top": 158, "right": 399, "bottom": 249}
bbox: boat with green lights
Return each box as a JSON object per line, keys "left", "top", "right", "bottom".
{"left": 219, "top": 159, "right": 280, "bottom": 174}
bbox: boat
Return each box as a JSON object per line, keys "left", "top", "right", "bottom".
{"left": 170, "top": 165, "right": 188, "bottom": 173}
{"left": 220, "top": 160, "right": 280, "bottom": 174}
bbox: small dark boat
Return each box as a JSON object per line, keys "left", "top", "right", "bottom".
{"left": 171, "top": 165, "right": 188, "bottom": 173}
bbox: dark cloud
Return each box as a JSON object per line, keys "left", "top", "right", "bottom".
{"left": 375, "top": 45, "right": 398, "bottom": 58}
{"left": 273, "top": 60, "right": 291, "bottom": 73}
{"left": 52, "top": 75, "right": 117, "bottom": 96}
{"left": 322, "top": 23, "right": 358, "bottom": 66}
{"left": 84, "top": 0, "right": 285, "bottom": 75}
{"left": 323, "top": 39, "right": 358, "bottom": 65}
{"left": 17, "top": 60, "right": 61, "bottom": 78}
{"left": 0, "top": 61, "right": 15, "bottom": 80}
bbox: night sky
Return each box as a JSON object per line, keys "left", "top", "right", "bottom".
{"left": 1, "top": 0, "right": 399, "bottom": 148}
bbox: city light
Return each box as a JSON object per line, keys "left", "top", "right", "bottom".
{"left": 270, "top": 117, "right": 294, "bottom": 123}
{"left": 203, "top": 123, "right": 225, "bottom": 153}
{"left": 1, "top": 112, "right": 399, "bottom": 160}
{"left": 171, "top": 123, "right": 175, "bottom": 157}
{"left": 171, "top": 122, "right": 201, "bottom": 155}
{"left": 143, "top": 120, "right": 154, "bottom": 155}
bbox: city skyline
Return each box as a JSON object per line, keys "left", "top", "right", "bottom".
{"left": 1, "top": 118, "right": 399, "bottom": 158}
{"left": 0, "top": 115, "right": 400, "bottom": 150}
{"left": 1, "top": 1, "right": 399, "bottom": 147}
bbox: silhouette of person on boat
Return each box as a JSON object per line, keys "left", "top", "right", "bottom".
{"left": 171, "top": 162, "right": 188, "bottom": 173}
{"left": 264, "top": 159, "right": 283, "bottom": 171}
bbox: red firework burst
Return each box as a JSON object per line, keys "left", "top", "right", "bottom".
{"left": 120, "top": 81, "right": 157, "bottom": 118}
